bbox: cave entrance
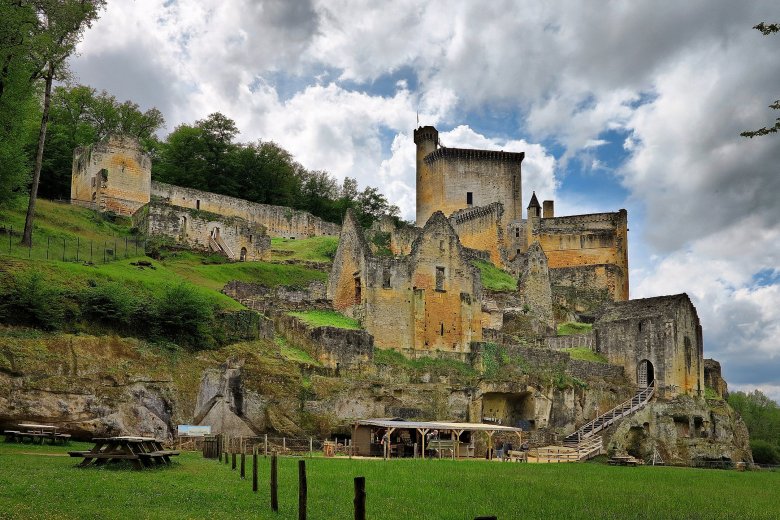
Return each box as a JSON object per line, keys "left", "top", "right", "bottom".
{"left": 481, "top": 392, "right": 536, "bottom": 430}
{"left": 638, "top": 359, "right": 654, "bottom": 388}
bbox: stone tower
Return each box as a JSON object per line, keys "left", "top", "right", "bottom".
{"left": 414, "top": 126, "right": 440, "bottom": 227}
{"left": 413, "top": 125, "right": 524, "bottom": 229}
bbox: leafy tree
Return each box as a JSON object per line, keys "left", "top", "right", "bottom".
{"left": 22, "top": 0, "right": 107, "bottom": 246}
{"left": 728, "top": 390, "right": 780, "bottom": 450}
{"left": 741, "top": 23, "right": 780, "bottom": 138}
{"left": 0, "top": 1, "right": 38, "bottom": 204}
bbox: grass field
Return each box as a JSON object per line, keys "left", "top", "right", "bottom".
{"left": 562, "top": 347, "right": 608, "bottom": 363}
{"left": 269, "top": 236, "right": 339, "bottom": 263}
{"left": 288, "top": 310, "right": 361, "bottom": 330}
{"left": 0, "top": 199, "right": 328, "bottom": 313}
{"left": 557, "top": 322, "right": 593, "bottom": 336}
{"left": 0, "top": 442, "right": 777, "bottom": 520}
{"left": 471, "top": 260, "right": 517, "bottom": 292}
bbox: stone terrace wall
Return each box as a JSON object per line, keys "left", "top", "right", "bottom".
{"left": 550, "top": 264, "right": 623, "bottom": 318}
{"left": 545, "top": 333, "right": 595, "bottom": 351}
{"left": 568, "top": 359, "right": 624, "bottom": 382}
{"left": 222, "top": 281, "right": 329, "bottom": 312}
{"left": 151, "top": 181, "right": 340, "bottom": 239}
{"left": 143, "top": 201, "right": 270, "bottom": 261}
{"left": 273, "top": 313, "right": 373, "bottom": 370}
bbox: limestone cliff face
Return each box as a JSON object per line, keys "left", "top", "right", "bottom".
{"left": 0, "top": 333, "right": 200, "bottom": 438}
{"left": 605, "top": 395, "right": 752, "bottom": 464}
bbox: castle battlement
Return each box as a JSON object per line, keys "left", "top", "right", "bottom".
{"left": 424, "top": 147, "right": 525, "bottom": 165}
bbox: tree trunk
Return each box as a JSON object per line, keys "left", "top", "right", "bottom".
{"left": 22, "top": 61, "right": 54, "bottom": 246}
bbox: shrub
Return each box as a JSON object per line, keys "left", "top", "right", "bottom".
{"left": 0, "top": 271, "right": 70, "bottom": 330}
{"left": 148, "top": 283, "right": 217, "bottom": 349}
{"left": 79, "top": 281, "right": 139, "bottom": 328}
{"left": 750, "top": 439, "right": 780, "bottom": 465}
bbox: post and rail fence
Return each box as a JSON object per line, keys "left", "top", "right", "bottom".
{"left": 1, "top": 224, "right": 147, "bottom": 265}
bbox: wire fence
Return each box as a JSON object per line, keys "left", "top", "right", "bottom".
{"left": 0, "top": 224, "right": 147, "bottom": 264}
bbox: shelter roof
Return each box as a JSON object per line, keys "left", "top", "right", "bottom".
{"left": 354, "top": 418, "right": 522, "bottom": 433}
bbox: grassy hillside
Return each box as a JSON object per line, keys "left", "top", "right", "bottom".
{"left": 471, "top": 259, "right": 517, "bottom": 292}
{"left": 269, "top": 236, "right": 338, "bottom": 263}
{"left": 0, "top": 198, "right": 328, "bottom": 346}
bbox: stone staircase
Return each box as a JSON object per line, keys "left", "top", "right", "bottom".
{"left": 564, "top": 382, "right": 655, "bottom": 445}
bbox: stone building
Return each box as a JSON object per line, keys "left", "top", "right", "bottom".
{"left": 71, "top": 135, "right": 152, "bottom": 216}
{"left": 328, "top": 210, "right": 482, "bottom": 357}
{"left": 135, "top": 200, "right": 270, "bottom": 261}
{"left": 593, "top": 294, "right": 705, "bottom": 398}
{"left": 72, "top": 136, "right": 340, "bottom": 261}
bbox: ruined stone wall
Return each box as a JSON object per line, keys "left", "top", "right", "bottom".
{"left": 222, "top": 281, "right": 328, "bottom": 312}
{"left": 409, "top": 213, "right": 483, "bottom": 353}
{"left": 594, "top": 294, "right": 705, "bottom": 398}
{"left": 704, "top": 359, "right": 728, "bottom": 398}
{"left": 371, "top": 216, "right": 420, "bottom": 256}
{"left": 567, "top": 360, "right": 625, "bottom": 381}
{"left": 450, "top": 203, "right": 505, "bottom": 266}
{"left": 71, "top": 135, "right": 151, "bottom": 216}
{"left": 545, "top": 333, "right": 595, "bottom": 351}
{"left": 362, "top": 256, "right": 415, "bottom": 351}
{"left": 550, "top": 264, "right": 624, "bottom": 318}
{"left": 329, "top": 210, "right": 483, "bottom": 356}
{"left": 143, "top": 201, "right": 269, "bottom": 261}
{"left": 274, "top": 314, "right": 373, "bottom": 369}
{"left": 151, "top": 182, "right": 340, "bottom": 239}
{"left": 532, "top": 210, "right": 629, "bottom": 301}
{"left": 327, "top": 211, "right": 370, "bottom": 316}
{"left": 506, "top": 220, "right": 527, "bottom": 261}
{"left": 517, "top": 242, "right": 554, "bottom": 328}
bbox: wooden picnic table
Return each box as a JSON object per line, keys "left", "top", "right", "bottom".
{"left": 608, "top": 455, "right": 640, "bottom": 466}
{"left": 5, "top": 424, "right": 71, "bottom": 444}
{"left": 69, "top": 436, "right": 179, "bottom": 469}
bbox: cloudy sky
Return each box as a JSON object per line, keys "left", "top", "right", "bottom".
{"left": 70, "top": 0, "right": 780, "bottom": 399}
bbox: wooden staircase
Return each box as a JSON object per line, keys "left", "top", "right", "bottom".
{"left": 564, "top": 382, "right": 655, "bottom": 445}
{"left": 209, "top": 233, "right": 235, "bottom": 260}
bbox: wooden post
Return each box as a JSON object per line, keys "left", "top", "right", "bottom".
{"left": 298, "top": 459, "right": 307, "bottom": 520}
{"left": 252, "top": 448, "right": 258, "bottom": 492}
{"left": 232, "top": 451, "right": 236, "bottom": 470}
{"left": 265, "top": 434, "right": 268, "bottom": 457}
{"left": 283, "top": 437, "right": 286, "bottom": 451}
{"left": 413, "top": 442, "right": 418, "bottom": 459}
{"left": 224, "top": 451, "right": 229, "bottom": 465}
{"left": 270, "top": 451, "right": 278, "bottom": 512}
{"left": 309, "top": 437, "right": 313, "bottom": 458}
{"left": 240, "top": 450, "right": 246, "bottom": 479}
{"left": 354, "top": 476, "right": 366, "bottom": 520}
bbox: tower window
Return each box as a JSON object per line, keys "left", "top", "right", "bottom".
{"left": 440, "top": 323, "right": 444, "bottom": 336}
{"left": 196, "top": 199, "right": 201, "bottom": 210}
{"left": 515, "top": 228, "right": 520, "bottom": 238}
{"left": 466, "top": 192, "right": 473, "bottom": 205}
{"left": 435, "top": 266, "right": 445, "bottom": 292}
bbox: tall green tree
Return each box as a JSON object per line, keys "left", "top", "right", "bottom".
{"left": 741, "top": 23, "right": 780, "bottom": 138}
{"left": 0, "top": 1, "right": 38, "bottom": 204}
{"left": 22, "top": 0, "right": 107, "bottom": 246}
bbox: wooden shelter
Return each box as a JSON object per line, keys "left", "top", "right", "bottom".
{"left": 352, "top": 418, "right": 522, "bottom": 460}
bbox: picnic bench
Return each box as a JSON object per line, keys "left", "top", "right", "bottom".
{"left": 69, "top": 436, "right": 179, "bottom": 469}
{"left": 608, "top": 455, "right": 641, "bottom": 466}
{"left": 4, "top": 424, "right": 71, "bottom": 445}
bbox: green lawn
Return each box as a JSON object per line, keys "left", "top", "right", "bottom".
{"left": 288, "top": 310, "right": 361, "bottom": 330}
{"left": 562, "top": 347, "right": 608, "bottom": 363}
{"left": 557, "top": 322, "right": 593, "bottom": 336}
{"left": 0, "top": 442, "right": 777, "bottom": 519}
{"left": 471, "top": 260, "right": 517, "bottom": 292}
{"left": 269, "top": 236, "right": 339, "bottom": 263}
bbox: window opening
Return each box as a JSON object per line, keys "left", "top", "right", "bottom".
{"left": 515, "top": 228, "right": 520, "bottom": 238}
{"left": 354, "top": 277, "right": 362, "bottom": 304}
{"left": 440, "top": 323, "right": 444, "bottom": 336}
{"left": 196, "top": 199, "right": 201, "bottom": 210}
{"left": 466, "top": 192, "right": 473, "bottom": 205}
{"left": 435, "top": 266, "right": 445, "bottom": 291}
{"left": 382, "top": 268, "right": 391, "bottom": 288}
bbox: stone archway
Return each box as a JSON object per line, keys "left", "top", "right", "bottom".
{"left": 638, "top": 359, "right": 654, "bottom": 388}
{"left": 239, "top": 247, "right": 247, "bottom": 262}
